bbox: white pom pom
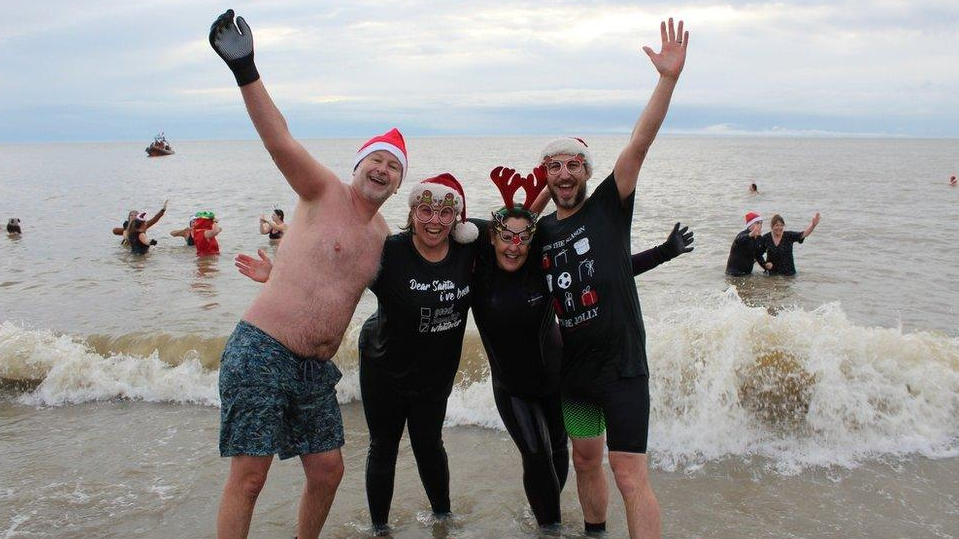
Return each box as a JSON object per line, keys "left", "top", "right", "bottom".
{"left": 452, "top": 220, "right": 479, "bottom": 243}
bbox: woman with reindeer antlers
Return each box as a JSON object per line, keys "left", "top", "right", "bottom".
{"left": 472, "top": 163, "right": 694, "bottom": 528}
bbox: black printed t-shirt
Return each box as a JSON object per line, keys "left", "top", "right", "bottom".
{"left": 472, "top": 220, "right": 562, "bottom": 397}
{"left": 535, "top": 173, "right": 647, "bottom": 390}
{"left": 725, "top": 229, "right": 765, "bottom": 276}
{"left": 359, "top": 231, "right": 478, "bottom": 397}
{"left": 759, "top": 231, "right": 804, "bottom": 276}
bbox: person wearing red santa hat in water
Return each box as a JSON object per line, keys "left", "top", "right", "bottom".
{"left": 235, "top": 172, "right": 480, "bottom": 536}
{"left": 725, "top": 211, "right": 767, "bottom": 276}
{"left": 209, "top": 8, "right": 409, "bottom": 539}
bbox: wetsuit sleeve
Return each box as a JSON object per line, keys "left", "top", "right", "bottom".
{"left": 754, "top": 236, "right": 767, "bottom": 266}
{"left": 631, "top": 247, "right": 667, "bottom": 276}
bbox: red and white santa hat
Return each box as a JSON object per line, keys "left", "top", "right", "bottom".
{"left": 540, "top": 137, "right": 594, "bottom": 176}
{"left": 407, "top": 173, "right": 479, "bottom": 243}
{"left": 745, "top": 211, "right": 762, "bottom": 228}
{"left": 353, "top": 128, "right": 408, "bottom": 182}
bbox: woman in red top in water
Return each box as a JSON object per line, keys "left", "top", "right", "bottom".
{"left": 191, "top": 211, "right": 222, "bottom": 256}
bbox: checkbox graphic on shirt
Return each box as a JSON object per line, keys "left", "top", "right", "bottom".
{"left": 419, "top": 307, "right": 432, "bottom": 333}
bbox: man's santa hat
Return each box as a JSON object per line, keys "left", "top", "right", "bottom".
{"left": 539, "top": 137, "right": 594, "bottom": 176}
{"left": 745, "top": 211, "right": 762, "bottom": 229}
{"left": 353, "top": 128, "right": 408, "bottom": 182}
{"left": 407, "top": 173, "right": 478, "bottom": 243}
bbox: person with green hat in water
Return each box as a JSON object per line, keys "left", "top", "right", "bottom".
{"left": 191, "top": 210, "right": 221, "bottom": 257}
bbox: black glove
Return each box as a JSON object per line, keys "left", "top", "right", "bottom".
{"left": 659, "top": 222, "right": 694, "bottom": 261}
{"left": 149, "top": 239, "right": 158, "bottom": 246}
{"left": 209, "top": 9, "right": 260, "bottom": 86}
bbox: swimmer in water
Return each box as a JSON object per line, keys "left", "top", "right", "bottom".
{"left": 757, "top": 212, "right": 820, "bottom": 276}
{"left": 749, "top": 182, "right": 758, "bottom": 194}
{"left": 725, "top": 211, "right": 766, "bottom": 276}
{"left": 169, "top": 218, "right": 196, "bottom": 246}
{"left": 190, "top": 211, "right": 221, "bottom": 257}
{"left": 124, "top": 217, "right": 157, "bottom": 254}
{"left": 6, "top": 218, "right": 21, "bottom": 236}
{"left": 112, "top": 200, "right": 167, "bottom": 244}
{"left": 259, "top": 208, "right": 287, "bottom": 240}
{"left": 950, "top": 175, "right": 957, "bottom": 187}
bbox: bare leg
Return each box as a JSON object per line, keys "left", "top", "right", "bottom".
{"left": 609, "top": 451, "right": 660, "bottom": 539}
{"left": 571, "top": 436, "right": 608, "bottom": 525}
{"left": 217, "top": 455, "right": 273, "bottom": 539}
{"left": 296, "top": 449, "right": 345, "bottom": 539}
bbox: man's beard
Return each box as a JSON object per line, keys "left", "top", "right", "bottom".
{"left": 549, "top": 183, "right": 587, "bottom": 210}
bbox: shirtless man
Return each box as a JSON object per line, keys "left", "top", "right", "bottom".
{"left": 535, "top": 18, "right": 688, "bottom": 539}
{"left": 209, "top": 10, "right": 407, "bottom": 539}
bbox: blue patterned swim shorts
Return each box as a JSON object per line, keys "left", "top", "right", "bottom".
{"left": 219, "top": 320, "right": 344, "bottom": 459}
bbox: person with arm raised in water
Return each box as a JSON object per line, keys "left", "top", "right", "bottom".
{"left": 533, "top": 18, "right": 689, "bottom": 538}
{"left": 758, "top": 212, "right": 820, "bottom": 276}
{"left": 208, "top": 9, "right": 407, "bottom": 539}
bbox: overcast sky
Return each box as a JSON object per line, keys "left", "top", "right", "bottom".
{"left": 1, "top": 0, "right": 957, "bottom": 142}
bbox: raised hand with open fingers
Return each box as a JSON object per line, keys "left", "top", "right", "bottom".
{"left": 642, "top": 17, "right": 688, "bottom": 80}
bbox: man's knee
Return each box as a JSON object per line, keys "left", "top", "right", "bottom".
{"left": 229, "top": 466, "right": 270, "bottom": 501}
{"left": 571, "top": 439, "right": 604, "bottom": 473}
{"left": 303, "top": 450, "right": 344, "bottom": 490}
{"left": 609, "top": 452, "right": 649, "bottom": 496}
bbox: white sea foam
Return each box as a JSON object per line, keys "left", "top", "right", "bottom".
{"left": 3, "top": 289, "right": 958, "bottom": 471}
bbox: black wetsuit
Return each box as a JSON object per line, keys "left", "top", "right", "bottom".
{"left": 471, "top": 222, "right": 567, "bottom": 526}
{"left": 268, "top": 230, "right": 283, "bottom": 240}
{"left": 758, "top": 231, "right": 804, "bottom": 276}
{"left": 725, "top": 229, "right": 765, "bottom": 276}
{"left": 359, "top": 231, "right": 479, "bottom": 528}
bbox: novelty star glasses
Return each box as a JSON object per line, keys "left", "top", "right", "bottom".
{"left": 545, "top": 158, "right": 585, "bottom": 176}
{"left": 414, "top": 203, "right": 457, "bottom": 226}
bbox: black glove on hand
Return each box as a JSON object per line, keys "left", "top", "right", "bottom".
{"left": 659, "top": 222, "right": 694, "bottom": 260}
{"left": 209, "top": 9, "right": 260, "bottom": 86}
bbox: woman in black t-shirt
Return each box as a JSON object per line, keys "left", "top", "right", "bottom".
{"left": 358, "top": 173, "right": 480, "bottom": 534}
{"left": 758, "top": 212, "right": 820, "bottom": 276}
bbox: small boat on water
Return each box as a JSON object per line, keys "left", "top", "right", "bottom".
{"left": 146, "top": 132, "right": 175, "bottom": 157}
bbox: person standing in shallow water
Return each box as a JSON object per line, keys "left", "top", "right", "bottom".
{"left": 259, "top": 208, "right": 287, "bottom": 240}
{"left": 725, "top": 211, "right": 767, "bottom": 276}
{"left": 757, "top": 212, "right": 821, "bottom": 276}
{"left": 533, "top": 17, "right": 688, "bottom": 539}
{"left": 209, "top": 9, "right": 407, "bottom": 539}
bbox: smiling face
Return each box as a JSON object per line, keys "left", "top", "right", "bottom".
{"left": 353, "top": 150, "right": 403, "bottom": 205}
{"left": 771, "top": 216, "right": 785, "bottom": 235}
{"left": 544, "top": 153, "right": 589, "bottom": 211}
{"left": 491, "top": 216, "right": 533, "bottom": 272}
{"left": 410, "top": 203, "right": 455, "bottom": 250}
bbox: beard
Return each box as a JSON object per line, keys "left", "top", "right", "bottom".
{"left": 548, "top": 182, "right": 587, "bottom": 210}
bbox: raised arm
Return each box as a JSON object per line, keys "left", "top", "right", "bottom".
{"left": 209, "top": 10, "right": 338, "bottom": 201}
{"left": 144, "top": 200, "right": 168, "bottom": 230}
{"left": 258, "top": 215, "right": 272, "bottom": 235}
{"left": 632, "top": 222, "right": 694, "bottom": 275}
{"left": 801, "top": 212, "right": 821, "bottom": 239}
{"left": 613, "top": 18, "right": 688, "bottom": 200}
